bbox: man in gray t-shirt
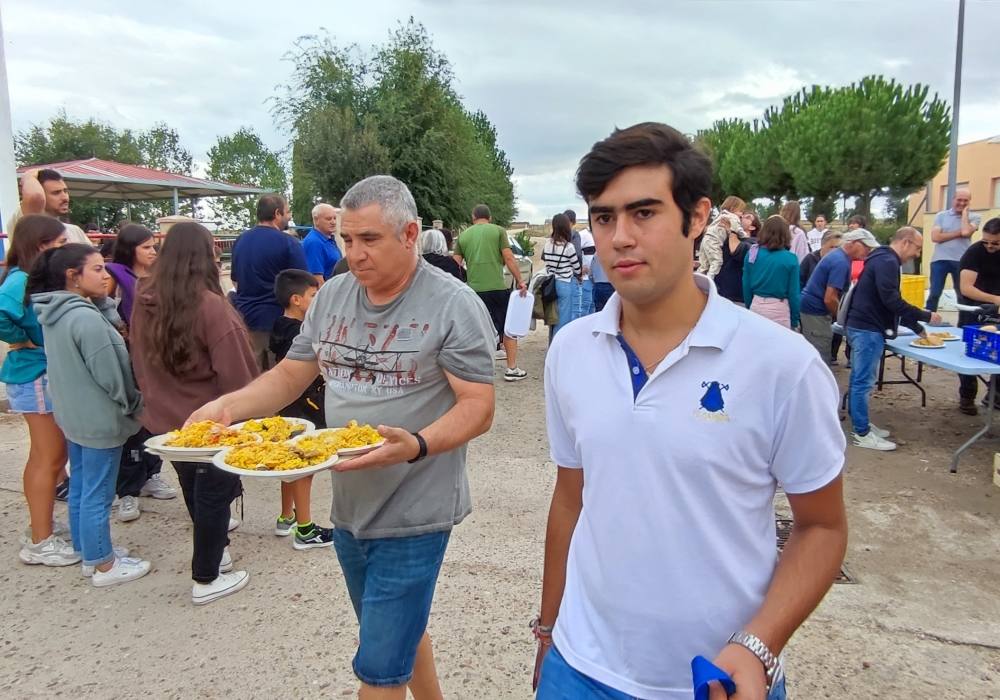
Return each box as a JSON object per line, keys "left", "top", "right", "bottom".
{"left": 190, "top": 175, "right": 496, "bottom": 698}
{"left": 927, "top": 187, "right": 982, "bottom": 311}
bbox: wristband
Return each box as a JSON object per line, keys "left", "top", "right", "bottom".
{"left": 407, "top": 432, "right": 427, "bottom": 463}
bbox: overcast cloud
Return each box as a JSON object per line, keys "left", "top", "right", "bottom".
{"left": 4, "top": 0, "right": 998, "bottom": 222}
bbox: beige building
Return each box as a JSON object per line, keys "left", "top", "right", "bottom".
{"left": 908, "top": 136, "right": 1000, "bottom": 272}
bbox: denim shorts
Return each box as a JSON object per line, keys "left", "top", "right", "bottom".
{"left": 6, "top": 375, "right": 53, "bottom": 414}
{"left": 537, "top": 646, "right": 787, "bottom": 700}
{"left": 331, "top": 528, "right": 451, "bottom": 687}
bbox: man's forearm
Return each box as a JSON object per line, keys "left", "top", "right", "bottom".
{"left": 960, "top": 285, "right": 1000, "bottom": 305}
{"left": 420, "top": 392, "right": 494, "bottom": 458}
{"left": 19, "top": 174, "right": 46, "bottom": 215}
{"left": 743, "top": 520, "right": 847, "bottom": 654}
{"left": 503, "top": 255, "right": 524, "bottom": 286}
{"left": 219, "top": 360, "right": 314, "bottom": 422}
{"left": 540, "top": 484, "right": 583, "bottom": 626}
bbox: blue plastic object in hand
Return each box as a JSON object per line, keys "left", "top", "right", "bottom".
{"left": 691, "top": 655, "right": 736, "bottom": 700}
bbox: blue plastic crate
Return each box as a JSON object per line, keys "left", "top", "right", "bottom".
{"left": 963, "top": 325, "right": 1000, "bottom": 364}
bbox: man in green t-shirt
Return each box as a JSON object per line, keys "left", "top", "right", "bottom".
{"left": 453, "top": 204, "right": 528, "bottom": 382}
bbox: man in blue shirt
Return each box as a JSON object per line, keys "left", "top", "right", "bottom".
{"left": 799, "top": 229, "right": 877, "bottom": 363}
{"left": 231, "top": 194, "right": 309, "bottom": 370}
{"left": 302, "top": 203, "right": 342, "bottom": 282}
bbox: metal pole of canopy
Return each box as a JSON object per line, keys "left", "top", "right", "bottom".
{"left": 0, "top": 7, "right": 19, "bottom": 254}
{"left": 945, "top": 0, "right": 965, "bottom": 205}
{"left": 173, "top": 188, "right": 180, "bottom": 215}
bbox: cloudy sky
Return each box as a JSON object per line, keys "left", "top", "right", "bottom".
{"left": 4, "top": 0, "right": 998, "bottom": 222}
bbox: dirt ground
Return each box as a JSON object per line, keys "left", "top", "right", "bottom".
{"left": 0, "top": 327, "right": 998, "bottom": 699}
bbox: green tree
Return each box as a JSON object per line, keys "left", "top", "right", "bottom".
{"left": 779, "top": 76, "right": 950, "bottom": 219}
{"left": 278, "top": 20, "right": 515, "bottom": 228}
{"left": 695, "top": 118, "right": 751, "bottom": 203}
{"left": 14, "top": 111, "right": 195, "bottom": 227}
{"left": 206, "top": 127, "right": 288, "bottom": 231}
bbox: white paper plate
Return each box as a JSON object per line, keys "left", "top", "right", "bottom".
{"left": 230, "top": 417, "right": 315, "bottom": 441}
{"left": 211, "top": 441, "right": 338, "bottom": 480}
{"left": 927, "top": 334, "right": 960, "bottom": 342}
{"left": 910, "top": 340, "right": 946, "bottom": 349}
{"left": 293, "top": 427, "right": 386, "bottom": 456}
{"left": 144, "top": 430, "right": 261, "bottom": 458}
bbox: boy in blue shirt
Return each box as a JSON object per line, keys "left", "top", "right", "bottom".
{"left": 268, "top": 269, "right": 332, "bottom": 549}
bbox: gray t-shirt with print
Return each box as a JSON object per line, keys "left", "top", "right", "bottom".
{"left": 287, "top": 259, "right": 496, "bottom": 538}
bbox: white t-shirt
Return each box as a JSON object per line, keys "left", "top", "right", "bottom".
{"left": 6, "top": 207, "right": 93, "bottom": 247}
{"left": 544, "top": 275, "right": 844, "bottom": 699}
{"left": 578, "top": 228, "right": 596, "bottom": 280}
{"left": 807, "top": 227, "right": 827, "bottom": 253}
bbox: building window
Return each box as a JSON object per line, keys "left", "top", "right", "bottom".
{"left": 993, "top": 178, "right": 1000, "bottom": 209}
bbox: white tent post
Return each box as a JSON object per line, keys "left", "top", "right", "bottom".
{"left": 172, "top": 188, "right": 179, "bottom": 215}
{"left": 946, "top": 0, "right": 965, "bottom": 205}
{"left": 0, "top": 7, "right": 20, "bottom": 252}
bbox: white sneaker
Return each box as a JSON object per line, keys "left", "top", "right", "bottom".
{"left": 81, "top": 545, "right": 131, "bottom": 578}
{"left": 192, "top": 570, "right": 249, "bottom": 606}
{"left": 21, "top": 520, "right": 70, "bottom": 545}
{"left": 869, "top": 424, "right": 890, "bottom": 439}
{"left": 852, "top": 431, "right": 897, "bottom": 451}
{"left": 504, "top": 367, "right": 528, "bottom": 382}
{"left": 494, "top": 349, "right": 507, "bottom": 361}
{"left": 228, "top": 517, "right": 240, "bottom": 532}
{"left": 117, "top": 495, "right": 140, "bottom": 523}
{"left": 91, "top": 556, "right": 152, "bottom": 588}
{"left": 139, "top": 473, "right": 177, "bottom": 500}
{"left": 219, "top": 547, "right": 233, "bottom": 573}
{"left": 19, "top": 534, "right": 81, "bottom": 567}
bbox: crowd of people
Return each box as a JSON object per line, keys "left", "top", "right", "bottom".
{"left": 4, "top": 132, "right": 991, "bottom": 698}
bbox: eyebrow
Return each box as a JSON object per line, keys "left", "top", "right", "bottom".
{"left": 588, "top": 198, "right": 665, "bottom": 215}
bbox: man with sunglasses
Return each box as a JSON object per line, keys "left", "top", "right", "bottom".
{"left": 956, "top": 217, "right": 1000, "bottom": 415}
{"left": 846, "top": 227, "right": 941, "bottom": 450}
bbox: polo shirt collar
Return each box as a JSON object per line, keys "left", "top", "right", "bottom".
{"left": 591, "top": 273, "right": 739, "bottom": 350}
{"left": 309, "top": 227, "right": 333, "bottom": 240}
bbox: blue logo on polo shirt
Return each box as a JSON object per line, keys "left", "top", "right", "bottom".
{"left": 697, "top": 381, "right": 730, "bottom": 422}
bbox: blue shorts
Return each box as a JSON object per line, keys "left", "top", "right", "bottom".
{"left": 331, "top": 528, "right": 451, "bottom": 687}
{"left": 537, "top": 645, "right": 787, "bottom": 700}
{"left": 6, "top": 375, "right": 53, "bottom": 414}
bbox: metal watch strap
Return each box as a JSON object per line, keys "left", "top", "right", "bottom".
{"left": 728, "top": 631, "right": 779, "bottom": 689}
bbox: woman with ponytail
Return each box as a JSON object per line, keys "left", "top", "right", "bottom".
{"left": 1, "top": 215, "right": 73, "bottom": 565}
{"left": 28, "top": 244, "right": 150, "bottom": 586}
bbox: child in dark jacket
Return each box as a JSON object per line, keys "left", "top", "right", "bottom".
{"left": 269, "top": 270, "right": 332, "bottom": 550}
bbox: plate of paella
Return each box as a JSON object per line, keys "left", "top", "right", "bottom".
{"left": 145, "top": 420, "right": 262, "bottom": 458}
{"left": 230, "top": 416, "right": 315, "bottom": 442}
{"left": 212, "top": 434, "right": 340, "bottom": 480}
{"left": 303, "top": 421, "right": 386, "bottom": 457}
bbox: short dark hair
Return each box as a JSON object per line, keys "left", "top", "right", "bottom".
{"left": 563, "top": 209, "right": 577, "bottom": 224}
{"left": 759, "top": 215, "right": 791, "bottom": 251}
{"left": 983, "top": 218, "right": 1000, "bottom": 236}
{"left": 274, "top": 268, "right": 318, "bottom": 308}
{"left": 472, "top": 204, "right": 491, "bottom": 221}
{"left": 36, "top": 169, "right": 64, "bottom": 186}
{"left": 848, "top": 214, "right": 868, "bottom": 229}
{"left": 257, "top": 195, "right": 287, "bottom": 223}
{"left": 576, "top": 122, "right": 712, "bottom": 238}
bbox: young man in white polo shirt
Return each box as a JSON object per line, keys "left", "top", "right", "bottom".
{"left": 534, "top": 122, "right": 848, "bottom": 700}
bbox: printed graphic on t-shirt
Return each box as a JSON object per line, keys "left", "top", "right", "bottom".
{"left": 317, "top": 314, "right": 429, "bottom": 395}
{"left": 696, "top": 380, "right": 730, "bottom": 422}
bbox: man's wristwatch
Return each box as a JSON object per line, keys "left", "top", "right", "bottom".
{"left": 728, "top": 631, "right": 780, "bottom": 689}
{"left": 407, "top": 432, "right": 427, "bottom": 464}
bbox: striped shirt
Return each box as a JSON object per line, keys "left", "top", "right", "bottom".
{"left": 542, "top": 241, "right": 582, "bottom": 281}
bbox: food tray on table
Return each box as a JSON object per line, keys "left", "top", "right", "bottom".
{"left": 212, "top": 436, "right": 339, "bottom": 480}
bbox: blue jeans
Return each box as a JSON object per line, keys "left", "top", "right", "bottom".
{"left": 537, "top": 646, "right": 787, "bottom": 700}
{"left": 578, "top": 278, "right": 594, "bottom": 317}
{"left": 593, "top": 282, "right": 614, "bottom": 312}
{"left": 67, "top": 442, "right": 123, "bottom": 567}
{"left": 847, "top": 328, "right": 885, "bottom": 436}
{"left": 550, "top": 279, "right": 576, "bottom": 340}
{"left": 926, "top": 260, "right": 960, "bottom": 311}
{"left": 332, "top": 529, "right": 451, "bottom": 687}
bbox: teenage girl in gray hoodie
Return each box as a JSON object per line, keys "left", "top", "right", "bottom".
{"left": 29, "top": 244, "right": 152, "bottom": 588}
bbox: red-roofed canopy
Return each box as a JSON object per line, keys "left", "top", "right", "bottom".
{"left": 17, "top": 158, "right": 265, "bottom": 202}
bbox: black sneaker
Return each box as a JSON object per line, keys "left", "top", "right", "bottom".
{"left": 959, "top": 398, "right": 979, "bottom": 416}
{"left": 54, "top": 477, "right": 70, "bottom": 502}
{"left": 292, "top": 524, "right": 334, "bottom": 550}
